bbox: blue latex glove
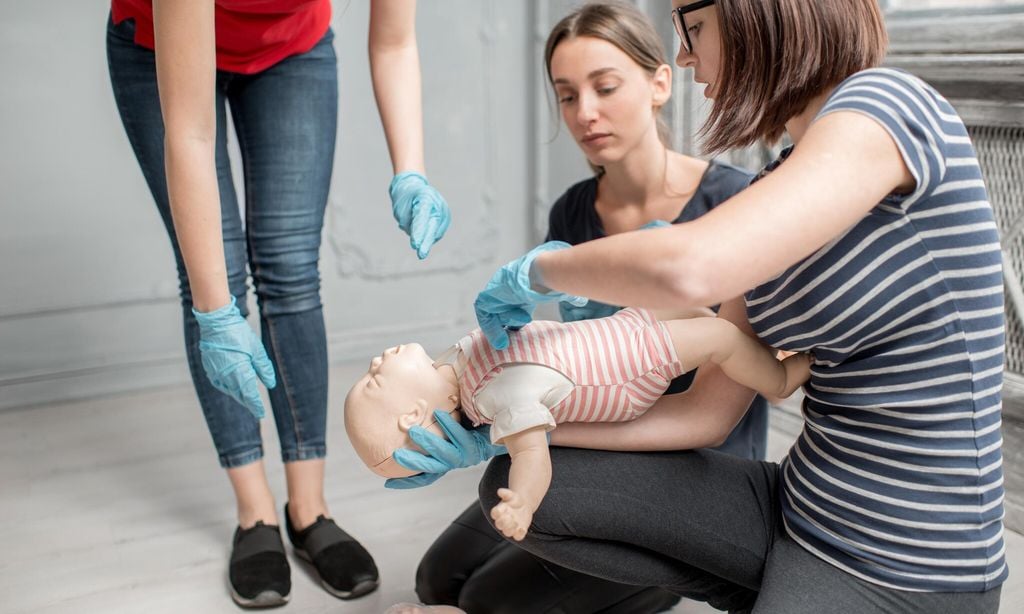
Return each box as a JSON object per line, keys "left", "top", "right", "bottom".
{"left": 474, "top": 241, "right": 588, "bottom": 350}
{"left": 559, "top": 299, "right": 621, "bottom": 323}
{"left": 384, "top": 410, "right": 507, "bottom": 489}
{"left": 192, "top": 297, "right": 277, "bottom": 419}
{"left": 558, "top": 220, "right": 669, "bottom": 322}
{"left": 389, "top": 171, "right": 451, "bottom": 259}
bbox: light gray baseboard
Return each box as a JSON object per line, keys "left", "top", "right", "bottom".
{"left": 0, "top": 319, "right": 472, "bottom": 413}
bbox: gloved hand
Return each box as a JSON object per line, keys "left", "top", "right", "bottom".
{"left": 558, "top": 220, "right": 669, "bottom": 322}
{"left": 389, "top": 171, "right": 451, "bottom": 259}
{"left": 474, "top": 241, "right": 588, "bottom": 350}
{"left": 384, "top": 410, "right": 507, "bottom": 489}
{"left": 192, "top": 297, "right": 277, "bottom": 419}
{"left": 559, "top": 299, "right": 621, "bottom": 322}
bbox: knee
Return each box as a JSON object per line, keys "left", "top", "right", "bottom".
{"left": 414, "top": 552, "right": 456, "bottom": 606}
{"left": 458, "top": 579, "right": 507, "bottom": 614}
{"left": 251, "top": 263, "right": 322, "bottom": 315}
{"left": 455, "top": 550, "right": 543, "bottom": 614}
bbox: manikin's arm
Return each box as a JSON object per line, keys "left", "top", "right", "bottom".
{"left": 662, "top": 317, "right": 811, "bottom": 400}
{"left": 551, "top": 298, "right": 758, "bottom": 451}
{"left": 653, "top": 305, "right": 809, "bottom": 401}
{"left": 489, "top": 426, "right": 550, "bottom": 541}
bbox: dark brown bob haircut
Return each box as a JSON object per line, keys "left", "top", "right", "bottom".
{"left": 701, "top": 0, "right": 888, "bottom": 154}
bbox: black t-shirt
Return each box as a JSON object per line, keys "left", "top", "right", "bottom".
{"left": 546, "top": 159, "right": 753, "bottom": 243}
{"left": 544, "top": 159, "right": 757, "bottom": 398}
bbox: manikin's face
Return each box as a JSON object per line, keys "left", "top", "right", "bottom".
{"left": 672, "top": 0, "right": 722, "bottom": 99}
{"left": 549, "top": 36, "right": 670, "bottom": 167}
{"left": 343, "top": 343, "right": 460, "bottom": 478}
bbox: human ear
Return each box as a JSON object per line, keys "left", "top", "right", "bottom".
{"left": 397, "top": 400, "right": 429, "bottom": 432}
{"left": 651, "top": 63, "right": 672, "bottom": 108}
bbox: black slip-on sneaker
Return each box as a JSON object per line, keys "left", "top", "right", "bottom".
{"left": 284, "top": 503, "right": 379, "bottom": 599}
{"left": 229, "top": 521, "right": 291, "bottom": 608}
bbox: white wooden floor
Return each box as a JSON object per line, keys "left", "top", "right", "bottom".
{"left": 1, "top": 360, "right": 1021, "bottom": 614}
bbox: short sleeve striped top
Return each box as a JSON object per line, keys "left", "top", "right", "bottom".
{"left": 745, "top": 68, "right": 1007, "bottom": 592}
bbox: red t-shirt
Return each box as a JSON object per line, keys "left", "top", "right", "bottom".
{"left": 110, "top": 0, "right": 332, "bottom": 74}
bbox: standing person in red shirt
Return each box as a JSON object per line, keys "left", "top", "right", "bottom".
{"left": 106, "top": 0, "right": 451, "bottom": 607}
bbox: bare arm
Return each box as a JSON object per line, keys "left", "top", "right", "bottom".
{"left": 368, "top": 0, "right": 425, "bottom": 174}
{"left": 152, "top": 0, "right": 228, "bottom": 312}
{"left": 653, "top": 306, "right": 717, "bottom": 321}
{"left": 551, "top": 298, "right": 758, "bottom": 451}
{"left": 532, "top": 112, "right": 914, "bottom": 310}
{"left": 489, "top": 426, "right": 551, "bottom": 541}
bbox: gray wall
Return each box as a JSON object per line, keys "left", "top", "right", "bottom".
{"left": 0, "top": 1, "right": 710, "bottom": 411}
{"left": 0, "top": 1, "right": 548, "bottom": 410}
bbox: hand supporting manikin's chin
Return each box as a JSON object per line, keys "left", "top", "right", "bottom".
{"left": 368, "top": 405, "right": 464, "bottom": 479}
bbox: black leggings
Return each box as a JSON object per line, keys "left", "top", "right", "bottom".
{"left": 477, "top": 448, "right": 1001, "bottom": 614}
{"left": 414, "top": 397, "right": 769, "bottom": 613}
{"left": 416, "top": 500, "right": 681, "bottom": 613}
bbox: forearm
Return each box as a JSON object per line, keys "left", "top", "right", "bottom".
{"left": 551, "top": 365, "right": 755, "bottom": 451}
{"left": 153, "top": 0, "right": 229, "bottom": 311}
{"left": 532, "top": 115, "right": 910, "bottom": 311}
{"left": 368, "top": 0, "right": 424, "bottom": 174}
{"left": 654, "top": 306, "right": 717, "bottom": 321}
{"left": 533, "top": 226, "right": 710, "bottom": 309}
{"left": 504, "top": 428, "right": 553, "bottom": 513}
{"left": 164, "top": 140, "right": 229, "bottom": 310}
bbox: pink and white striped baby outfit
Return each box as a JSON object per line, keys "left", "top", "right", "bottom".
{"left": 458, "top": 308, "right": 684, "bottom": 430}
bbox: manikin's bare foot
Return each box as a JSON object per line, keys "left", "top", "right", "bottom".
{"left": 490, "top": 488, "right": 533, "bottom": 541}
{"left": 779, "top": 352, "right": 814, "bottom": 397}
{"left": 384, "top": 603, "right": 467, "bottom": 614}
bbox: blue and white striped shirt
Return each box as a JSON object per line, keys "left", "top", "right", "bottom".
{"left": 746, "top": 68, "right": 1007, "bottom": 592}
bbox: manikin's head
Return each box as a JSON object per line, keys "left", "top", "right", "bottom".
{"left": 343, "top": 343, "right": 461, "bottom": 478}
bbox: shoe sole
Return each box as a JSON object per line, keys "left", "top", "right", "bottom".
{"left": 293, "top": 546, "right": 380, "bottom": 600}
{"left": 229, "top": 586, "right": 290, "bottom": 609}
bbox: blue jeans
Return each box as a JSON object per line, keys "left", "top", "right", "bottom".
{"left": 106, "top": 14, "right": 338, "bottom": 468}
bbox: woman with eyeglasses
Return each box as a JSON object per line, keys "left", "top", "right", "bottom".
{"left": 402, "top": 1, "right": 1008, "bottom": 612}
{"left": 107, "top": 0, "right": 451, "bottom": 607}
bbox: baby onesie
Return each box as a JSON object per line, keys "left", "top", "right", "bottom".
{"left": 445, "top": 308, "right": 684, "bottom": 443}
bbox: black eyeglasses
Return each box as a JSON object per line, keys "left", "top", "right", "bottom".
{"left": 672, "top": 0, "right": 716, "bottom": 54}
